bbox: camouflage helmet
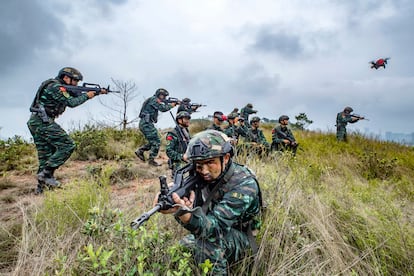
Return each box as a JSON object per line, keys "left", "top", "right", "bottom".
{"left": 246, "top": 103, "right": 253, "bottom": 108}
{"left": 227, "top": 112, "right": 238, "bottom": 120}
{"left": 155, "top": 88, "right": 169, "bottom": 97}
{"left": 182, "top": 98, "right": 191, "bottom": 103}
{"left": 344, "top": 106, "right": 353, "bottom": 114}
{"left": 176, "top": 111, "right": 191, "bottom": 121}
{"left": 250, "top": 116, "right": 261, "bottom": 124}
{"left": 185, "top": 130, "right": 234, "bottom": 161}
{"left": 278, "top": 115, "right": 289, "bottom": 123}
{"left": 213, "top": 111, "right": 226, "bottom": 121}
{"left": 58, "top": 67, "right": 83, "bottom": 81}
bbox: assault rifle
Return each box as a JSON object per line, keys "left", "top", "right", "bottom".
{"left": 63, "top": 83, "right": 121, "bottom": 97}
{"left": 351, "top": 114, "right": 369, "bottom": 121}
{"left": 130, "top": 163, "right": 200, "bottom": 229}
{"left": 165, "top": 97, "right": 181, "bottom": 104}
{"left": 190, "top": 103, "right": 206, "bottom": 109}
{"left": 276, "top": 129, "right": 298, "bottom": 147}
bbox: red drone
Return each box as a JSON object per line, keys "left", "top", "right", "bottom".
{"left": 370, "top": 57, "right": 390, "bottom": 69}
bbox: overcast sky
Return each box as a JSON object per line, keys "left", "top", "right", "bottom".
{"left": 1, "top": 0, "right": 413, "bottom": 140}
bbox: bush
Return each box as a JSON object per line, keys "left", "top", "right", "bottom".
{"left": 0, "top": 136, "right": 35, "bottom": 173}
{"left": 70, "top": 125, "right": 145, "bottom": 161}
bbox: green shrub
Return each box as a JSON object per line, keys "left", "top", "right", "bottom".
{"left": 70, "top": 207, "right": 208, "bottom": 275}
{"left": 0, "top": 136, "right": 35, "bottom": 173}
{"left": 70, "top": 125, "right": 145, "bottom": 161}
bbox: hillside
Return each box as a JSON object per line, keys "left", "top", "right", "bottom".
{"left": 1, "top": 125, "right": 413, "bottom": 275}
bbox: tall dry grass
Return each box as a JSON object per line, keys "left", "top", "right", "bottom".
{"left": 5, "top": 126, "right": 414, "bottom": 275}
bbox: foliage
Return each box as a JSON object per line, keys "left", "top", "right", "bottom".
{"left": 71, "top": 206, "right": 204, "bottom": 275}
{"left": 291, "top": 112, "right": 313, "bottom": 130}
{"left": 70, "top": 124, "right": 145, "bottom": 161}
{"left": 0, "top": 136, "right": 35, "bottom": 173}
{"left": 6, "top": 126, "right": 414, "bottom": 275}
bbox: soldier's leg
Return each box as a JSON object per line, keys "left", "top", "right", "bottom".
{"left": 139, "top": 122, "right": 161, "bottom": 165}
{"left": 181, "top": 229, "right": 250, "bottom": 275}
{"left": 28, "top": 117, "right": 54, "bottom": 193}
{"left": 38, "top": 122, "right": 75, "bottom": 187}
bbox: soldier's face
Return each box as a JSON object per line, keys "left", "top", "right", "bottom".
{"left": 179, "top": 117, "right": 190, "bottom": 127}
{"left": 71, "top": 78, "right": 80, "bottom": 86}
{"left": 195, "top": 154, "right": 230, "bottom": 182}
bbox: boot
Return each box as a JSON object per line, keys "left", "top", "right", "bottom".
{"left": 135, "top": 148, "right": 146, "bottom": 161}
{"left": 148, "top": 159, "right": 161, "bottom": 167}
{"left": 38, "top": 168, "right": 61, "bottom": 188}
{"left": 35, "top": 182, "right": 44, "bottom": 195}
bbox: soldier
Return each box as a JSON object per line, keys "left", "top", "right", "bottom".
{"left": 224, "top": 112, "right": 244, "bottom": 144}
{"left": 207, "top": 111, "right": 226, "bottom": 132}
{"left": 177, "top": 98, "right": 200, "bottom": 114}
{"left": 231, "top": 107, "right": 240, "bottom": 116}
{"left": 336, "top": 106, "right": 364, "bottom": 142}
{"left": 236, "top": 116, "right": 249, "bottom": 139}
{"left": 166, "top": 111, "right": 191, "bottom": 175}
{"left": 271, "top": 115, "right": 298, "bottom": 155}
{"left": 241, "top": 116, "right": 270, "bottom": 157}
{"left": 240, "top": 103, "right": 257, "bottom": 128}
{"left": 27, "top": 67, "right": 107, "bottom": 194}
{"left": 135, "top": 88, "right": 177, "bottom": 166}
{"left": 155, "top": 130, "right": 261, "bottom": 275}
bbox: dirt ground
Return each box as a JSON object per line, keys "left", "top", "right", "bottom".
{"left": 0, "top": 155, "right": 170, "bottom": 274}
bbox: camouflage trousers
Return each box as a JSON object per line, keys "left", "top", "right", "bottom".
{"left": 27, "top": 114, "right": 76, "bottom": 173}
{"left": 139, "top": 120, "right": 160, "bottom": 160}
{"left": 180, "top": 230, "right": 250, "bottom": 275}
{"left": 336, "top": 126, "right": 347, "bottom": 141}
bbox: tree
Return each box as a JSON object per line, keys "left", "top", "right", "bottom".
{"left": 292, "top": 112, "right": 313, "bottom": 130}
{"left": 99, "top": 79, "right": 140, "bottom": 130}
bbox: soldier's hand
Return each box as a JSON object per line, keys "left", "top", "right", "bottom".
{"left": 86, "top": 91, "right": 96, "bottom": 99}
{"left": 283, "top": 139, "right": 290, "bottom": 145}
{"left": 170, "top": 102, "right": 177, "bottom": 107}
{"left": 154, "top": 190, "right": 177, "bottom": 215}
{"left": 173, "top": 191, "right": 195, "bottom": 224}
{"left": 182, "top": 153, "right": 188, "bottom": 162}
{"left": 100, "top": 88, "right": 108, "bottom": 95}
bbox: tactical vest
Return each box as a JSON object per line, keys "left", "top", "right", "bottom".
{"left": 170, "top": 126, "right": 190, "bottom": 154}
{"left": 30, "top": 78, "right": 67, "bottom": 118}
{"left": 139, "top": 97, "right": 159, "bottom": 123}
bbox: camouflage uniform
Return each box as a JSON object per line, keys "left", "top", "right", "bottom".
{"left": 271, "top": 124, "right": 298, "bottom": 155}
{"left": 239, "top": 117, "right": 269, "bottom": 157}
{"left": 137, "top": 90, "right": 175, "bottom": 162}
{"left": 336, "top": 107, "right": 359, "bottom": 142}
{"left": 27, "top": 72, "right": 89, "bottom": 192}
{"left": 177, "top": 130, "right": 261, "bottom": 275}
{"left": 207, "top": 111, "right": 225, "bottom": 132}
{"left": 166, "top": 125, "right": 191, "bottom": 174}
{"left": 177, "top": 98, "right": 197, "bottom": 114}
{"left": 240, "top": 104, "right": 257, "bottom": 128}
{"left": 224, "top": 113, "right": 244, "bottom": 142}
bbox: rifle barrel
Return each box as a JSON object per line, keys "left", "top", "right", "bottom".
{"left": 130, "top": 204, "right": 161, "bottom": 229}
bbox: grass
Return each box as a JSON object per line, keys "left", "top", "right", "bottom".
{"left": 1, "top": 124, "right": 413, "bottom": 275}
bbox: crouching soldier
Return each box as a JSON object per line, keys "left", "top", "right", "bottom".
{"left": 166, "top": 111, "right": 191, "bottom": 175}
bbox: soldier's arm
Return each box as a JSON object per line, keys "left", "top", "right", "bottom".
{"left": 166, "top": 133, "right": 184, "bottom": 162}
{"left": 271, "top": 127, "right": 284, "bottom": 144}
{"left": 150, "top": 98, "right": 174, "bottom": 112}
{"left": 177, "top": 178, "right": 259, "bottom": 239}
{"left": 49, "top": 84, "right": 89, "bottom": 108}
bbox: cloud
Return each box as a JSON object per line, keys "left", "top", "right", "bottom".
{"left": 249, "top": 27, "right": 304, "bottom": 59}
{"left": 0, "top": 0, "right": 65, "bottom": 74}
